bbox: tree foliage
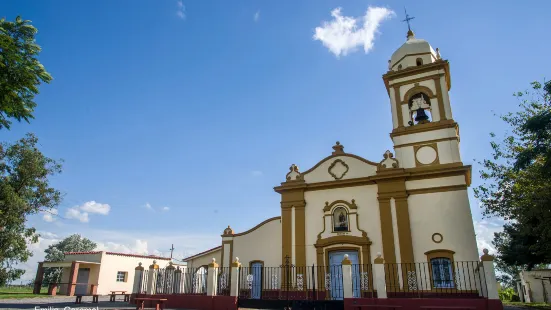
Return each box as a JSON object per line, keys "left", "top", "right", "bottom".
{"left": 43, "top": 234, "right": 96, "bottom": 284}
{"left": 474, "top": 80, "right": 551, "bottom": 274}
{"left": 0, "top": 133, "right": 62, "bottom": 285}
{"left": 0, "top": 16, "right": 52, "bottom": 129}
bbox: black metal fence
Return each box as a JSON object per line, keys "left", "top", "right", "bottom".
{"left": 237, "top": 265, "right": 344, "bottom": 301}
{"left": 384, "top": 261, "right": 486, "bottom": 298}
{"left": 148, "top": 267, "right": 208, "bottom": 295}
{"left": 134, "top": 261, "right": 489, "bottom": 300}
{"left": 217, "top": 267, "right": 231, "bottom": 296}
{"left": 351, "top": 264, "right": 376, "bottom": 298}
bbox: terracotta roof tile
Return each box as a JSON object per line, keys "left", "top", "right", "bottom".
{"left": 182, "top": 246, "right": 222, "bottom": 261}
{"left": 64, "top": 251, "right": 171, "bottom": 260}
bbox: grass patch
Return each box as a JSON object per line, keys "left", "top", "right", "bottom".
{"left": 503, "top": 302, "right": 551, "bottom": 310}
{"left": 0, "top": 286, "right": 50, "bottom": 299}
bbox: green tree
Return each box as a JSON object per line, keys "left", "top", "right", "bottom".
{"left": 43, "top": 234, "right": 97, "bottom": 284}
{"left": 0, "top": 133, "right": 62, "bottom": 286}
{"left": 474, "top": 80, "right": 551, "bottom": 276}
{"left": 0, "top": 16, "right": 52, "bottom": 129}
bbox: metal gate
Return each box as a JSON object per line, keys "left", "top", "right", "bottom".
{"left": 237, "top": 257, "right": 344, "bottom": 310}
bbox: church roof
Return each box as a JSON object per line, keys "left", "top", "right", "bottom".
{"left": 64, "top": 251, "right": 171, "bottom": 260}
{"left": 182, "top": 246, "right": 222, "bottom": 262}
{"left": 390, "top": 31, "right": 437, "bottom": 68}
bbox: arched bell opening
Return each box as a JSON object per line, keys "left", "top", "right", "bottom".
{"left": 408, "top": 92, "right": 432, "bottom": 125}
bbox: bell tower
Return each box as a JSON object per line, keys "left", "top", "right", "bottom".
{"left": 382, "top": 29, "right": 460, "bottom": 169}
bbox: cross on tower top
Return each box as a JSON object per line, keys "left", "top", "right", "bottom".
{"left": 169, "top": 244, "right": 175, "bottom": 259}
{"left": 402, "top": 8, "right": 415, "bottom": 31}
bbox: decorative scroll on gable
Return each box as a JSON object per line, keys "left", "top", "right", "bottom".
{"left": 377, "top": 150, "right": 400, "bottom": 171}
{"left": 285, "top": 164, "right": 304, "bottom": 182}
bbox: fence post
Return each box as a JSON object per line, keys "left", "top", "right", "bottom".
{"left": 33, "top": 262, "right": 45, "bottom": 294}
{"left": 133, "top": 262, "right": 145, "bottom": 294}
{"left": 480, "top": 249, "right": 499, "bottom": 300}
{"left": 230, "top": 257, "right": 241, "bottom": 297}
{"left": 174, "top": 267, "right": 182, "bottom": 294}
{"left": 341, "top": 254, "right": 353, "bottom": 298}
{"left": 146, "top": 260, "right": 159, "bottom": 295}
{"left": 207, "top": 258, "right": 219, "bottom": 296}
{"left": 373, "top": 253, "right": 387, "bottom": 298}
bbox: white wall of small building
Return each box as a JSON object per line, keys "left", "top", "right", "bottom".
{"left": 520, "top": 270, "right": 551, "bottom": 303}
{"left": 96, "top": 254, "right": 170, "bottom": 295}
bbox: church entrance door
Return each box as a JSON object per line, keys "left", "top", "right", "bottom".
{"left": 328, "top": 250, "right": 360, "bottom": 299}
{"left": 251, "top": 262, "right": 263, "bottom": 299}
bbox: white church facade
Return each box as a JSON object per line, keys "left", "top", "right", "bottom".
{"left": 183, "top": 29, "right": 479, "bottom": 287}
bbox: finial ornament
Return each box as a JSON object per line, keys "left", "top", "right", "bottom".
{"left": 285, "top": 164, "right": 303, "bottom": 181}
{"left": 436, "top": 48, "right": 441, "bottom": 60}
{"left": 223, "top": 225, "right": 234, "bottom": 235}
{"left": 480, "top": 248, "right": 494, "bottom": 262}
{"left": 374, "top": 252, "right": 384, "bottom": 264}
{"left": 332, "top": 141, "right": 345, "bottom": 155}
{"left": 388, "top": 60, "right": 392, "bottom": 70}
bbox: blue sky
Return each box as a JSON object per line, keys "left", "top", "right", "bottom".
{"left": 2, "top": 1, "right": 550, "bottom": 281}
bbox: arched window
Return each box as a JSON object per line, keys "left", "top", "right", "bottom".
{"left": 398, "top": 64, "right": 403, "bottom": 70}
{"left": 430, "top": 258, "right": 454, "bottom": 288}
{"left": 333, "top": 207, "right": 349, "bottom": 232}
{"left": 416, "top": 58, "right": 423, "bottom": 66}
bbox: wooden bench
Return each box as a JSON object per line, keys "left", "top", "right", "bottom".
{"left": 135, "top": 297, "right": 168, "bottom": 310}
{"left": 75, "top": 294, "right": 99, "bottom": 304}
{"left": 109, "top": 290, "right": 129, "bottom": 302}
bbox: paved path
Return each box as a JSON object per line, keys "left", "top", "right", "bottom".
{"left": 0, "top": 295, "right": 190, "bottom": 310}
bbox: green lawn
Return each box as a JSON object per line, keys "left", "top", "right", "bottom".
{"left": 503, "top": 302, "right": 551, "bottom": 310}
{"left": 0, "top": 286, "right": 50, "bottom": 299}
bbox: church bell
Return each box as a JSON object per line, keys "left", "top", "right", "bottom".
{"left": 414, "top": 108, "right": 429, "bottom": 122}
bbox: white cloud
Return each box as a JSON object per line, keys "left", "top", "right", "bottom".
{"left": 38, "top": 231, "right": 58, "bottom": 239}
{"left": 65, "top": 208, "right": 89, "bottom": 223}
{"left": 313, "top": 7, "right": 395, "bottom": 58}
{"left": 162, "top": 206, "right": 170, "bottom": 212}
{"left": 250, "top": 170, "right": 263, "bottom": 177}
{"left": 254, "top": 10, "right": 260, "bottom": 22}
{"left": 79, "top": 201, "right": 110, "bottom": 215}
{"left": 474, "top": 218, "right": 504, "bottom": 256}
{"left": 13, "top": 232, "right": 60, "bottom": 283}
{"left": 144, "top": 203, "right": 153, "bottom": 210}
{"left": 42, "top": 209, "right": 58, "bottom": 222}
{"left": 96, "top": 239, "right": 149, "bottom": 255}
{"left": 176, "top": 1, "right": 186, "bottom": 20}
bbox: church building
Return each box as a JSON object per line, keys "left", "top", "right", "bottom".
{"left": 183, "top": 29, "right": 479, "bottom": 279}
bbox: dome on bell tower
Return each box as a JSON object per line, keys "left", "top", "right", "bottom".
{"left": 388, "top": 30, "right": 440, "bottom": 72}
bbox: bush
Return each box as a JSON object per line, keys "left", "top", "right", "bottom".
{"left": 499, "top": 287, "right": 517, "bottom": 301}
